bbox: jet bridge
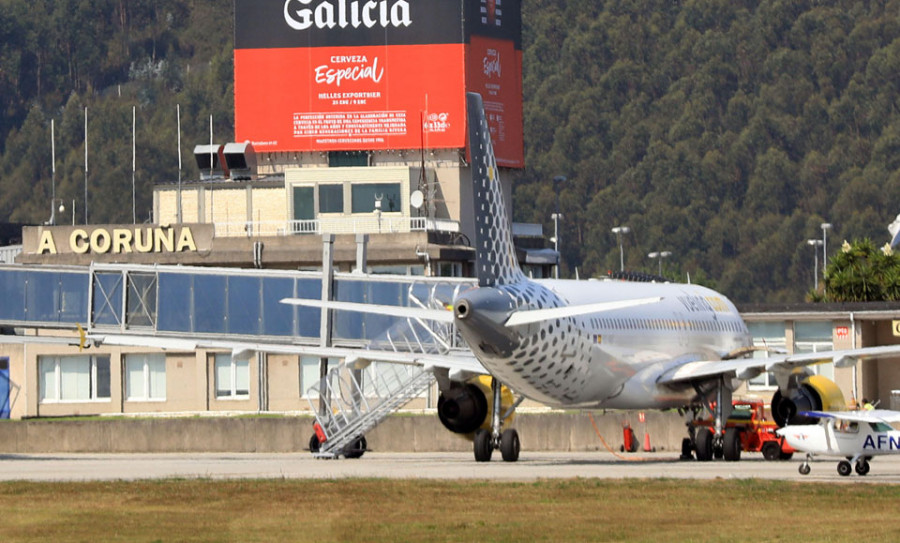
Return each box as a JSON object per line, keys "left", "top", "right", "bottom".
{"left": 0, "top": 262, "right": 476, "bottom": 451}
{"left": 0, "top": 263, "right": 472, "bottom": 345}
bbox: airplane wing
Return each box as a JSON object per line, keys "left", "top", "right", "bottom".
{"left": 799, "top": 409, "right": 900, "bottom": 424}
{"left": 657, "top": 345, "right": 900, "bottom": 385}
{"left": 92, "top": 334, "right": 487, "bottom": 376}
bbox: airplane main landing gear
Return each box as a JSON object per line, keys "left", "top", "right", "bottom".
{"left": 837, "top": 460, "right": 853, "bottom": 476}
{"left": 473, "top": 428, "right": 521, "bottom": 462}
{"left": 473, "top": 378, "right": 522, "bottom": 462}
{"left": 855, "top": 458, "right": 871, "bottom": 476}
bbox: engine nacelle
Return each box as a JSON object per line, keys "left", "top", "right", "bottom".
{"left": 771, "top": 374, "right": 845, "bottom": 427}
{"left": 437, "top": 376, "right": 515, "bottom": 435}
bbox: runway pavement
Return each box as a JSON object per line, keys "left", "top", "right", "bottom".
{"left": 3, "top": 451, "right": 900, "bottom": 483}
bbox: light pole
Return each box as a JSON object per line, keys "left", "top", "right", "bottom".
{"left": 611, "top": 226, "right": 630, "bottom": 272}
{"left": 807, "top": 239, "right": 823, "bottom": 290}
{"left": 551, "top": 212, "right": 563, "bottom": 279}
{"left": 821, "top": 222, "right": 832, "bottom": 278}
{"left": 648, "top": 251, "right": 672, "bottom": 277}
{"left": 552, "top": 176, "right": 566, "bottom": 279}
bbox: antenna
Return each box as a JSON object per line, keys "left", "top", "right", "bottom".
{"left": 132, "top": 105, "right": 136, "bottom": 224}
{"left": 177, "top": 104, "right": 183, "bottom": 224}
{"left": 418, "top": 95, "right": 427, "bottom": 218}
{"left": 209, "top": 114, "right": 214, "bottom": 179}
{"left": 84, "top": 107, "right": 88, "bottom": 225}
{"left": 51, "top": 119, "right": 56, "bottom": 224}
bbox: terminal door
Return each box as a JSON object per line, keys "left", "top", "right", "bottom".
{"left": 0, "top": 357, "right": 8, "bottom": 418}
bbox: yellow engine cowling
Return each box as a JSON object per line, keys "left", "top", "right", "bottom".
{"left": 437, "top": 375, "right": 516, "bottom": 437}
{"left": 771, "top": 374, "right": 845, "bottom": 427}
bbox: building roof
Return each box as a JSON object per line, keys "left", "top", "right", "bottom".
{"left": 738, "top": 301, "right": 900, "bottom": 320}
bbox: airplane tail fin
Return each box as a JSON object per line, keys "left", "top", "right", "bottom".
{"left": 466, "top": 92, "right": 525, "bottom": 288}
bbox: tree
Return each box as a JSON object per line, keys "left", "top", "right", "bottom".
{"left": 822, "top": 239, "right": 900, "bottom": 302}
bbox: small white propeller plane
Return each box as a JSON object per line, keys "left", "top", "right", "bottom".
{"left": 778, "top": 409, "right": 900, "bottom": 476}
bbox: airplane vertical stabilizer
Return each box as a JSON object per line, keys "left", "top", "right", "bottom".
{"left": 466, "top": 92, "right": 525, "bottom": 288}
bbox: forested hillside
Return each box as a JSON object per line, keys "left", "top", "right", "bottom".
{"left": 0, "top": 1, "right": 234, "bottom": 225}
{"left": 514, "top": 0, "right": 900, "bottom": 302}
{"left": 3, "top": 1, "right": 900, "bottom": 303}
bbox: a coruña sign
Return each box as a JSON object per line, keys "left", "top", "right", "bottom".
{"left": 23, "top": 224, "right": 213, "bottom": 257}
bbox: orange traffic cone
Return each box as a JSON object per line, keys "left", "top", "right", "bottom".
{"left": 643, "top": 431, "right": 653, "bottom": 452}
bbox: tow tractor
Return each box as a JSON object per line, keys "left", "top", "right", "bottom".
{"left": 687, "top": 399, "right": 794, "bottom": 461}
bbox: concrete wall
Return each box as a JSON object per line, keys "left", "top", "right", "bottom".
{"left": 0, "top": 411, "right": 687, "bottom": 454}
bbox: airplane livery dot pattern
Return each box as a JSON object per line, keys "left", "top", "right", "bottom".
{"left": 467, "top": 93, "right": 524, "bottom": 288}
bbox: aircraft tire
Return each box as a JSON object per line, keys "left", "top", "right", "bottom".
{"left": 837, "top": 460, "right": 853, "bottom": 476}
{"left": 474, "top": 429, "right": 493, "bottom": 462}
{"left": 855, "top": 459, "right": 870, "bottom": 476}
{"left": 723, "top": 428, "right": 742, "bottom": 462}
{"left": 680, "top": 438, "right": 694, "bottom": 460}
{"left": 695, "top": 428, "right": 714, "bottom": 461}
{"left": 799, "top": 463, "right": 811, "bottom": 475}
{"left": 500, "top": 429, "right": 520, "bottom": 462}
{"left": 762, "top": 441, "right": 780, "bottom": 461}
{"left": 344, "top": 436, "right": 367, "bottom": 459}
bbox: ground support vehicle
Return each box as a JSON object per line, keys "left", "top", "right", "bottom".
{"left": 687, "top": 400, "right": 795, "bottom": 461}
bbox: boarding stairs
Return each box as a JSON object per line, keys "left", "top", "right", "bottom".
{"left": 307, "top": 281, "right": 469, "bottom": 458}
{"left": 308, "top": 361, "right": 435, "bottom": 458}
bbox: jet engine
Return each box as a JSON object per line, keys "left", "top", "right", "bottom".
{"left": 437, "top": 376, "right": 515, "bottom": 435}
{"left": 771, "top": 374, "right": 845, "bottom": 427}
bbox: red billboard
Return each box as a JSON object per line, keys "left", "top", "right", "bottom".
{"left": 234, "top": 0, "right": 523, "bottom": 167}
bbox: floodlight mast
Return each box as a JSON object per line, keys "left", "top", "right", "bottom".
{"left": 611, "top": 226, "right": 630, "bottom": 272}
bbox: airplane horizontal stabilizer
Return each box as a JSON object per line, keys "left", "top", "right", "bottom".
{"left": 92, "top": 334, "right": 485, "bottom": 374}
{"left": 280, "top": 298, "right": 455, "bottom": 323}
{"left": 504, "top": 297, "right": 663, "bottom": 327}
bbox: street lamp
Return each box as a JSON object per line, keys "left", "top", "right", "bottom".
{"left": 807, "top": 239, "right": 824, "bottom": 290}
{"left": 821, "top": 222, "right": 832, "bottom": 278}
{"left": 551, "top": 212, "right": 563, "bottom": 279}
{"left": 552, "top": 176, "right": 566, "bottom": 279}
{"left": 648, "top": 251, "right": 672, "bottom": 277}
{"left": 47, "top": 199, "right": 65, "bottom": 226}
{"left": 611, "top": 226, "right": 631, "bottom": 272}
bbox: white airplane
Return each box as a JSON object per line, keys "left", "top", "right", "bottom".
{"left": 281, "top": 92, "right": 900, "bottom": 462}
{"left": 778, "top": 409, "right": 900, "bottom": 476}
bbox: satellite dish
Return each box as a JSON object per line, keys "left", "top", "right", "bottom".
{"left": 410, "top": 190, "right": 424, "bottom": 210}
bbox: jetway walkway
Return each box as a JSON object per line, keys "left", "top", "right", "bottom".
{"left": 0, "top": 261, "right": 476, "bottom": 446}
{"left": 0, "top": 262, "right": 473, "bottom": 349}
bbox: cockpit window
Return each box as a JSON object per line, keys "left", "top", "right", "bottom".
{"left": 836, "top": 420, "right": 859, "bottom": 433}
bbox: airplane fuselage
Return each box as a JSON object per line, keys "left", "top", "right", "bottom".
{"left": 454, "top": 277, "right": 751, "bottom": 409}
